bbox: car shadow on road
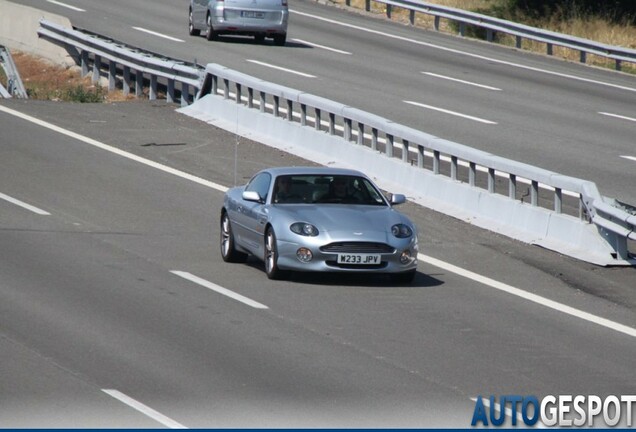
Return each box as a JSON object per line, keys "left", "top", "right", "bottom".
{"left": 205, "top": 36, "right": 309, "bottom": 48}
{"left": 243, "top": 259, "right": 443, "bottom": 287}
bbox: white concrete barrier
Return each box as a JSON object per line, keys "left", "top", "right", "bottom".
{"left": 0, "top": 0, "right": 74, "bottom": 65}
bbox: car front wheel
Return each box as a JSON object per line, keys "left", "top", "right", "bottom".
{"left": 188, "top": 9, "right": 200, "bottom": 36}
{"left": 220, "top": 212, "right": 248, "bottom": 263}
{"left": 264, "top": 228, "right": 286, "bottom": 279}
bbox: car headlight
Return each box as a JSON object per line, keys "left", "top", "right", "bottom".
{"left": 290, "top": 222, "right": 319, "bottom": 237}
{"left": 391, "top": 223, "right": 413, "bottom": 238}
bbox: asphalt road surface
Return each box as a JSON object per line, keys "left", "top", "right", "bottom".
{"left": 7, "top": 0, "right": 636, "bottom": 205}
{"left": 0, "top": 99, "right": 634, "bottom": 427}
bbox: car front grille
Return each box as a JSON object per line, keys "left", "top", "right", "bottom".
{"left": 320, "top": 242, "right": 395, "bottom": 254}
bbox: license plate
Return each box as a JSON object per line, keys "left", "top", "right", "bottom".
{"left": 241, "top": 11, "right": 265, "bottom": 18}
{"left": 337, "top": 253, "right": 381, "bottom": 265}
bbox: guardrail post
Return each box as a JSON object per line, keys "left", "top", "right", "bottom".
{"left": 365, "top": 0, "right": 370, "bottom": 12}
{"left": 515, "top": 36, "right": 522, "bottom": 49}
{"left": 616, "top": 59, "right": 622, "bottom": 71}
{"left": 150, "top": 75, "right": 157, "bottom": 100}
{"left": 433, "top": 150, "right": 440, "bottom": 174}
{"left": 81, "top": 51, "right": 89, "bottom": 77}
{"left": 488, "top": 168, "right": 495, "bottom": 193}
{"left": 531, "top": 180, "right": 539, "bottom": 206}
{"left": 344, "top": 118, "right": 352, "bottom": 141}
{"left": 547, "top": 43, "right": 553, "bottom": 56}
{"left": 386, "top": 134, "right": 394, "bottom": 158}
{"left": 92, "top": 55, "right": 101, "bottom": 83}
{"left": 167, "top": 79, "right": 175, "bottom": 103}
{"left": 328, "top": 112, "right": 336, "bottom": 135}
{"left": 487, "top": 29, "right": 493, "bottom": 42}
{"left": 409, "top": 10, "right": 415, "bottom": 25}
{"left": 108, "top": 61, "right": 116, "bottom": 91}
{"left": 372, "top": 128, "right": 378, "bottom": 151}
{"left": 315, "top": 108, "right": 321, "bottom": 130}
{"left": 357, "top": 123, "right": 364, "bottom": 145}
{"left": 135, "top": 70, "right": 143, "bottom": 97}
{"left": 235, "top": 83, "right": 242, "bottom": 104}
{"left": 509, "top": 174, "right": 516, "bottom": 199}
{"left": 182, "top": 83, "right": 190, "bottom": 106}
{"left": 300, "top": 103, "right": 307, "bottom": 126}
{"left": 580, "top": 51, "right": 586, "bottom": 64}
{"left": 459, "top": 22, "right": 466, "bottom": 37}
{"left": 123, "top": 66, "right": 131, "bottom": 96}
{"left": 450, "top": 155, "right": 458, "bottom": 179}
{"left": 469, "top": 162, "right": 476, "bottom": 186}
{"left": 248, "top": 87, "right": 254, "bottom": 108}
{"left": 273, "top": 95, "right": 280, "bottom": 117}
{"left": 386, "top": 4, "right": 391, "bottom": 19}
{"left": 434, "top": 16, "right": 440, "bottom": 31}
{"left": 554, "top": 188, "right": 562, "bottom": 214}
{"left": 402, "top": 139, "right": 409, "bottom": 163}
{"left": 211, "top": 75, "right": 218, "bottom": 95}
{"left": 260, "top": 91, "right": 266, "bottom": 113}
{"left": 287, "top": 100, "right": 293, "bottom": 121}
{"left": 417, "top": 145, "right": 425, "bottom": 168}
{"left": 223, "top": 79, "right": 230, "bottom": 99}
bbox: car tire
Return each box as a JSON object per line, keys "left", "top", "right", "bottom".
{"left": 188, "top": 9, "right": 200, "bottom": 36}
{"left": 273, "top": 33, "right": 286, "bottom": 46}
{"left": 389, "top": 269, "right": 416, "bottom": 284}
{"left": 206, "top": 14, "right": 219, "bottom": 41}
{"left": 220, "top": 212, "right": 248, "bottom": 263}
{"left": 264, "top": 227, "right": 286, "bottom": 280}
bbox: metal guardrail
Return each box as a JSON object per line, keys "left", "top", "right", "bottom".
{"left": 0, "top": 45, "right": 28, "bottom": 98}
{"left": 347, "top": 0, "right": 636, "bottom": 71}
{"left": 34, "top": 19, "right": 634, "bottom": 263}
{"left": 37, "top": 20, "right": 204, "bottom": 105}
{"left": 198, "top": 63, "right": 635, "bottom": 262}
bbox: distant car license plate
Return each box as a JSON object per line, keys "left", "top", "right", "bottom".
{"left": 241, "top": 11, "right": 265, "bottom": 18}
{"left": 337, "top": 253, "right": 381, "bottom": 265}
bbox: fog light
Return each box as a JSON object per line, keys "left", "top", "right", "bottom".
{"left": 400, "top": 250, "right": 412, "bottom": 264}
{"left": 296, "top": 248, "right": 313, "bottom": 262}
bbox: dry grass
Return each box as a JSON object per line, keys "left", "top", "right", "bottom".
{"left": 1, "top": 51, "right": 133, "bottom": 102}
{"left": 333, "top": 0, "right": 636, "bottom": 72}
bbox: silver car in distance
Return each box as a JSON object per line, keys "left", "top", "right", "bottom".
{"left": 220, "top": 167, "right": 419, "bottom": 283}
{"left": 189, "top": 0, "right": 288, "bottom": 45}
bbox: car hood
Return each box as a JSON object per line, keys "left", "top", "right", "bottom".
{"left": 278, "top": 204, "right": 407, "bottom": 233}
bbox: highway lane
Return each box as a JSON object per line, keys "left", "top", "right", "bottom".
{"left": 1, "top": 99, "right": 635, "bottom": 427}
{"left": 7, "top": 0, "right": 636, "bottom": 205}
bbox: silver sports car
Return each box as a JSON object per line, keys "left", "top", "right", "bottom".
{"left": 220, "top": 167, "right": 419, "bottom": 283}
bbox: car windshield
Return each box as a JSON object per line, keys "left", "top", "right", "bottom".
{"left": 272, "top": 174, "right": 387, "bottom": 205}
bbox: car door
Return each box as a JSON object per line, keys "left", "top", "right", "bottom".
{"left": 235, "top": 172, "right": 271, "bottom": 254}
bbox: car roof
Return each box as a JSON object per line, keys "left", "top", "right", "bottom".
{"left": 263, "top": 166, "right": 367, "bottom": 177}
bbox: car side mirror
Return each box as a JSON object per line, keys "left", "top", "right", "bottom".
{"left": 390, "top": 193, "right": 406, "bottom": 205}
{"left": 243, "top": 190, "right": 263, "bottom": 203}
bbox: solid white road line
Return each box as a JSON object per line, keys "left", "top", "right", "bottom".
{"left": 423, "top": 72, "right": 502, "bottom": 91}
{"left": 290, "top": 9, "right": 636, "bottom": 93}
{"left": 46, "top": 0, "right": 85, "bottom": 12}
{"left": 420, "top": 254, "right": 636, "bottom": 339}
{"left": 405, "top": 100, "right": 497, "bottom": 125}
{"left": 3, "top": 105, "right": 634, "bottom": 339}
{"left": 246, "top": 59, "right": 316, "bottom": 78}
{"left": 0, "top": 105, "right": 228, "bottom": 193}
{"left": 102, "top": 389, "right": 187, "bottom": 429}
{"left": 291, "top": 38, "right": 352, "bottom": 55}
{"left": 0, "top": 192, "right": 51, "bottom": 215}
{"left": 621, "top": 156, "right": 636, "bottom": 162}
{"left": 599, "top": 112, "right": 636, "bottom": 123}
{"left": 171, "top": 271, "right": 269, "bottom": 309}
{"left": 133, "top": 27, "right": 185, "bottom": 43}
